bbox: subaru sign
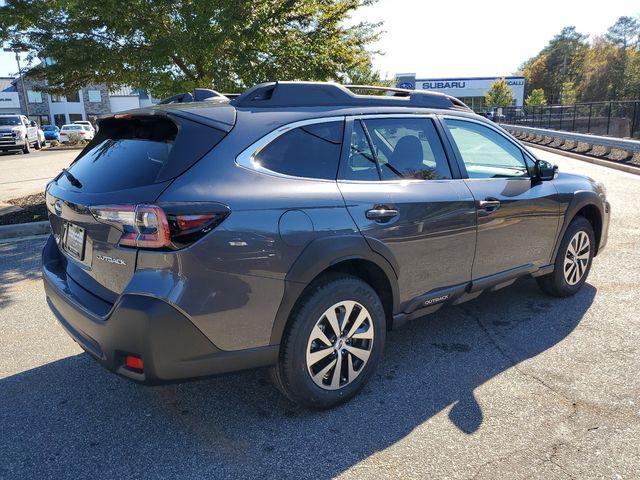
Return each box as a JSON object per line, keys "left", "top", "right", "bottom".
{"left": 396, "top": 75, "right": 525, "bottom": 107}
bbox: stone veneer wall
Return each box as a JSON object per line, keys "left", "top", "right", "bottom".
{"left": 16, "top": 78, "right": 50, "bottom": 117}
{"left": 82, "top": 84, "right": 111, "bottom": 117}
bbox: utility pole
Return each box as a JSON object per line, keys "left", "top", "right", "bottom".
{"left": 2, "top": 47, "right": 30, "bottom": 118}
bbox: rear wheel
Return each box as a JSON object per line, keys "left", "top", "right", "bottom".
{"left": 22, "top": 140, "right": 30, "bottom": 154}
{"left": 537, "top": 216, "right": 595, "bottom": 297}
{"left": 271, "top": 274, "right": 386, "bottom": 409}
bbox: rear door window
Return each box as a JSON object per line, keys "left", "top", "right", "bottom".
{"left": 253, "top": 121, "right": 344, "bottom": 180}
{"left": 58, "top": 116, "right": 226, "bottom": 192}
{"left": 340, "top": 120, "right": 379, "bottom": 181}
{"left": 339, "top": 117, "right": 451, "bottom": 181}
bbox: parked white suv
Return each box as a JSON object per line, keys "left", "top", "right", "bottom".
{"left": 0, "top": 115, "right": 42, "bottom": 154}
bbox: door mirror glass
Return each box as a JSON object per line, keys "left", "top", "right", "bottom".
{"left": 536, "top": 159, "right": 558, "bottom": 180}
{"left": 30, "top": 120, "right": 37, "bottom": 127}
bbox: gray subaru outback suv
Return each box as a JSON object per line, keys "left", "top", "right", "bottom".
{"left": 43, "top": 82, "right": 610, "bottom": 409}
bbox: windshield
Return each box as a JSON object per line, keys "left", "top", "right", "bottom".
{"left": 0, "top": 117, "right": 21, "bottom": 126}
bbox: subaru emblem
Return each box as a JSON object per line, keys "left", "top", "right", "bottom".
{"left": 54, "top": 199, "right": 63, "bottom": 215}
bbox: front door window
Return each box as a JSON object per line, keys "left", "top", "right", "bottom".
{"left": 446, "top": 119, "right": 529, "bottom": 178}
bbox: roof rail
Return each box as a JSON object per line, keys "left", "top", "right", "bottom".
{"left": 343, "top": 84, "right": 412, "bottom": 96}
{"left": 229, "top": 81, "right": 471, "bottom": 111}
{"left": 158, "top": 88, "right": 228, "bottom": 104}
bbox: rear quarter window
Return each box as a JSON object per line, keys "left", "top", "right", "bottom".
{"left": 253, "top": 121, "right": 344, "bottom": 180}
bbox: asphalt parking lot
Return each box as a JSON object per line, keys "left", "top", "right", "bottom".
{"left": 0, "top": 148, "right": 78, "bottom": 201}
{"left": 0, "top": 148, "right": 638, "bottom": 479}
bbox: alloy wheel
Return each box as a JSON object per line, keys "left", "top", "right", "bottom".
{"left": 306, "top": 300, "right": 374, "bottom": 390}
{"left": 564, "top": 230, "right": 590, "bottom": 286}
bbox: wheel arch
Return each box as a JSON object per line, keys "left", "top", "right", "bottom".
{"left": 555, "top": 193, "right": 605, "bottom": 260}
{"left": 269, "top": 235, "right": 400, "bottom": 345}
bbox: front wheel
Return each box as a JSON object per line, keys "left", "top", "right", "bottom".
{"left": 22, "top": 140, "right": 30, "bottom": 154}
{"left": 537, "top": 216, "right": 595, "bottom": 297}
{"left": 271, "top": 274, "right": 386, "bottom": 409}
{"left": 34, "top": 138, "right": 42, "bottom": 150}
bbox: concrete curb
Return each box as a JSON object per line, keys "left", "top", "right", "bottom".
{"left": 525, "top": 142, "right": 640, "bottom": 176}
{"left": 0, "top": 221, "right": 50, "bottom": 241}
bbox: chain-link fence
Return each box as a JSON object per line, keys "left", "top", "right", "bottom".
{"left": 500, "top": 101, "right": 640, "bottom": 139}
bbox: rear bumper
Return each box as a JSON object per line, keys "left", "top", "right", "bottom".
{"left": 42, "top": 236, "right": 278, "bottom": 384}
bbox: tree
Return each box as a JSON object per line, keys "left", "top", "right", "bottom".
{"left": 605, "top": 16, "right": 640, "bottom": 48}
{"left": 520, "top": 26, "right": 588, "bottom": 103}
{"left": 622, "top": 48, "right": 640, "bottom": 99}
{"left": 560, "top": 81, "right": 577, "bottom": 105}
{"left": 579, "top": 37, "right": 628, "bottom": 101}
{"left": 525, "top": 88, "right": 547, "bottom": 107}
{"left": 484, "top": 78, "right": 514, "bottom": 108}
{"left": 0, "top": 0, "right": 382, "bottom": 97}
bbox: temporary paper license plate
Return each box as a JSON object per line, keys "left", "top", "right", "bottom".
{"left": 64, "top": 223, "right": 85, "bottom": 260}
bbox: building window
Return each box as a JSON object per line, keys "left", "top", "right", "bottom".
{"left": 51, "top": 94, "right": 66, "bottom": 103}
{"left": 33, "top": 115, "right": 50, "bottom": 126}
{"left": 27, "top": 90, "right": 42, "bottom": 103}
{"left": 69, "top": 113, "right": 84, "bottom": 123}
{"left": 54, "top": 114, "right": 66, "bottom": 127}
{"left": 66, "top": 91, "right": 80, "bottom": 102}
{"left": 87, "top": 90, "right": 102, "bottom": 103}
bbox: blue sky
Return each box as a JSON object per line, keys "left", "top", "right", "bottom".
{"left": 1, "top": 0, "right": 639, "bottom": 79}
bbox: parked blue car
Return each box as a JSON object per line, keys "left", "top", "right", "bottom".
{"left": 42, "top": 125, "right": 60, "bottom": 141}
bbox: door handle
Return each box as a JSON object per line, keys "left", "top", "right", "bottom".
{"left": 478, "top": 198, "right": 501, "bottom": 213}
{"left": 366, "top": 206, "right": 399, "bottom": 222}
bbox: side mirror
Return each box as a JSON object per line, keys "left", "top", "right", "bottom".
{"left": 30, "top": 121, "right": 37, "bottom": 127}
{"left": 536, "top": 159, "right": 558, "bottom": 181}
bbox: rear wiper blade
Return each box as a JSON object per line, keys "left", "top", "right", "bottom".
{"left": 61, "top": 168, "right": 82, "bottom": 188}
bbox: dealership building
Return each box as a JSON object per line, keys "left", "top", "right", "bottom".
{"left": 395, "top": 74, "right": 525, "bottom": 111}
{"left": 0, "top": 75, "right": 156, "bottom": 126}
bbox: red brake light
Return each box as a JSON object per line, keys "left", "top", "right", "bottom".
{"left": 125, "top": 355, "right": 143, "bottom": 370}
{"left": 176, "top": 214, "right": 217, "bottom": 231}
{"left": 90, "top": 204, "right": 170, "bottom": 248}
{"left": 90, "top": 203, "right": 229, "bottom": 249}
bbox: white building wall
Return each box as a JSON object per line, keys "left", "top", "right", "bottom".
{"left": 0, "top": 91, "right": 22, "bottom": 115}
{"left": 397, "top": 75, "right": 526, "bottom": 107}
{"left": 109, "top": 96, "right": 141, "bottom": 112}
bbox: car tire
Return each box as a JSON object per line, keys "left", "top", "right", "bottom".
{"left": 271, "top": 273, "right": 386, "bottom": 409}
{"left": 22, "top": 140, "right": 30, "bottom": 154}
{"left": 536, "top": 216, "right": 595, "bottom": 297}
{"left": 34, "top": 138, "right": 42, "bottom": 150}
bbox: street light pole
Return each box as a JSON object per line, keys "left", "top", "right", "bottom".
{"left": 3, "top": 47, "right": 30, "bottom": 118}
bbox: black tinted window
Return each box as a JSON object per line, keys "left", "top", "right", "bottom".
{"left": 363, "top": 118, "right": 451, "bottom": 180}
{"left": 59, "top": 116, "right": 225, "bottom": 193}
{"left": 254, "top": 121, "right": 344, "bottom": 180}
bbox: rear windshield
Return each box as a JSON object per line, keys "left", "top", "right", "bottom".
{"left": 43, "top": 125, "right": 57, "bottom": 130}
{"left": 62, "top": 125, "right": 82, "bottom": 130}
{"left": 58, "top": 115, "right": 226, "bottom": 192}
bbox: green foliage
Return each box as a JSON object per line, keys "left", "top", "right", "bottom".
{"left": 519, "top": 16, "right": 640, "bottom": 103}
{"left": 560, "top": 81, "right": 576, "bottom": 105}
{"left": 484, "top": 78, "right": 514, "bottom": 108}
{"left": 525, "top": 88, "right": 547, "bottom": 106}
{"left": 0, "top": 0, "right": 382, "bottom": 98}
{"left": 605, "top": 16, "right": 640, "bottom": 48}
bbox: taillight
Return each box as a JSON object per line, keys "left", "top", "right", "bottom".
{"left": 90, "top": 203, "right": 229, "bottom": 249}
